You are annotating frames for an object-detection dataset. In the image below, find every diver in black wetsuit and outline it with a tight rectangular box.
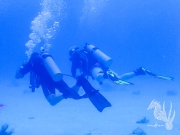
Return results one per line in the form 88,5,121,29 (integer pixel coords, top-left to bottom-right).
69,44,174,86
69,44,133,85
69,46,98,79
15,52,82,106
15,52,111,112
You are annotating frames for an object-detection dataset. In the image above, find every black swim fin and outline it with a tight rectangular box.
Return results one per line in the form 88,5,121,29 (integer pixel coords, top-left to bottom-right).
82,90,112,112
63,88,82,100
76,75,111,112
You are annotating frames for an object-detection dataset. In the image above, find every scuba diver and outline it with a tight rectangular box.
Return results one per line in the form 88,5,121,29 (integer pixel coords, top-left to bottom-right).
15,50,111,112
69,44,174,85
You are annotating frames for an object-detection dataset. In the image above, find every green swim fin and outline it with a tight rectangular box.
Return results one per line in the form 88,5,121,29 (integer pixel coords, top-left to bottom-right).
112,79,134,85
154,75,174,81
135,67,174,81
82,90,112,112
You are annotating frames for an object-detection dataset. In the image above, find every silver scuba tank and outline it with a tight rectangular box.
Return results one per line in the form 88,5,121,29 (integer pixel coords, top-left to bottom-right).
91,66,104,82
41,53,63,82
85,44,113,68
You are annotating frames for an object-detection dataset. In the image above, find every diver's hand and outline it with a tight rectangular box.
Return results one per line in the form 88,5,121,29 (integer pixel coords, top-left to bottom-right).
15,69,23,79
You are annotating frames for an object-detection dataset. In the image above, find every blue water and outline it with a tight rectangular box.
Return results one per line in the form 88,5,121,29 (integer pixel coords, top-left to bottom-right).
0,0,180,79
0,0,180,134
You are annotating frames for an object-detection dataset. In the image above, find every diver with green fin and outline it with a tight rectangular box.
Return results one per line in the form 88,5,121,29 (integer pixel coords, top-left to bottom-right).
69,43,174,85
15,48,111,112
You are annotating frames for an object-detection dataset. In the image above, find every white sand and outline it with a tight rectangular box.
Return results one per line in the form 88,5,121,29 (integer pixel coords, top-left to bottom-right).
0,76,179,135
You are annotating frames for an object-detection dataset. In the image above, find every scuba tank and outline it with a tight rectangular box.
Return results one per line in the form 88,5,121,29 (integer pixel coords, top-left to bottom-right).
91,66,104,83
84,44,113,68
41,52,63,82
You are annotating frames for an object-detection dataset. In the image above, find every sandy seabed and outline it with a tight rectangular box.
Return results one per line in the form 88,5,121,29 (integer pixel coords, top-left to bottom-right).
0,76,179,135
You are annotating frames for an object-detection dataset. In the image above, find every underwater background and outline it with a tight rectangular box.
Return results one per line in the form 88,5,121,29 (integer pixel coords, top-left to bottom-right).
0,0,180,135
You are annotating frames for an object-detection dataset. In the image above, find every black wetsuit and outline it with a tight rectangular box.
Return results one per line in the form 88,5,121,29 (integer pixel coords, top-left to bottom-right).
70,49,98,78
18,53,74,99
17,52,112,112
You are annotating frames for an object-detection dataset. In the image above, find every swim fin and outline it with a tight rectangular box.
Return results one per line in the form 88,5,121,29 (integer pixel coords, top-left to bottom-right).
143,69,174,81
135,67,174,81
154,75,174,81
76,75,111,112
82,90,112,112
113,79,134,85
63,88,82,100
